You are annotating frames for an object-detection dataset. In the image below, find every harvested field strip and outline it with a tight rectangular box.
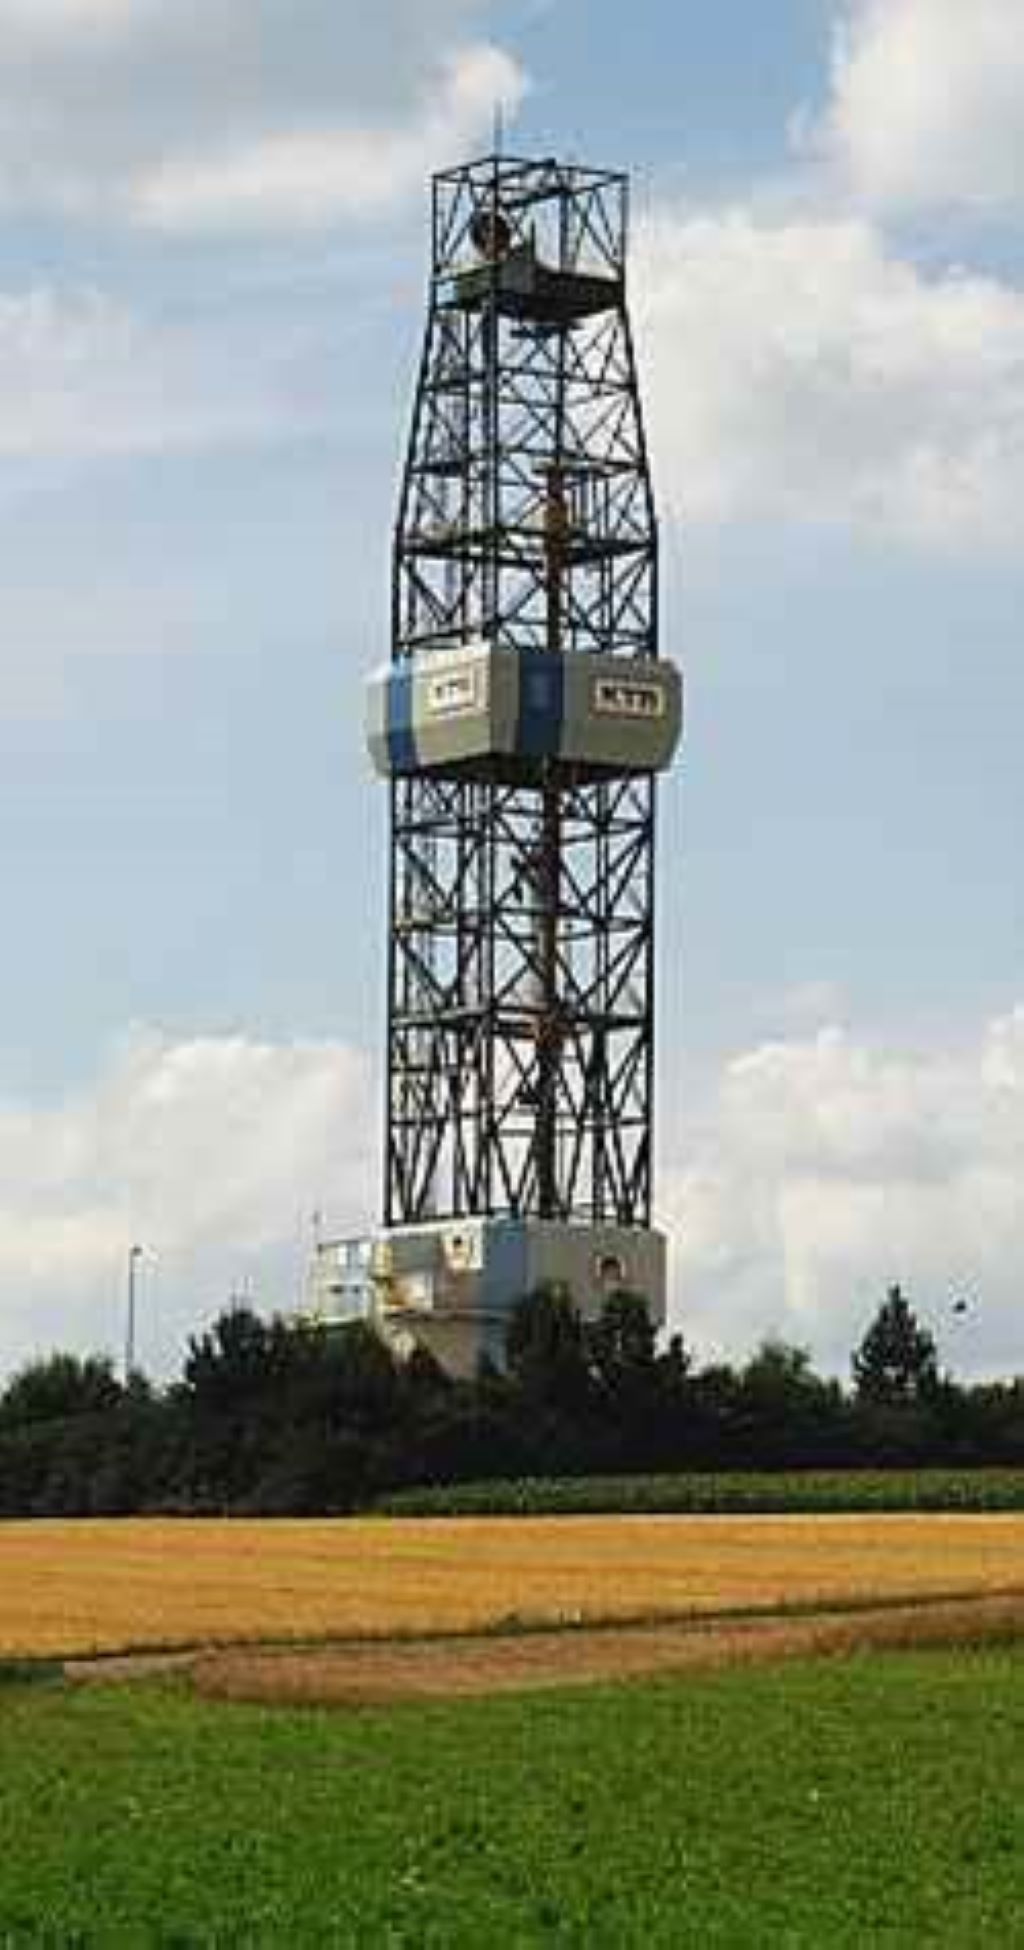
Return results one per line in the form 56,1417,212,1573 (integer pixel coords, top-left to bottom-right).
2,1513,1021,1659
61,1584,1024,1686
186,1592,1024,1706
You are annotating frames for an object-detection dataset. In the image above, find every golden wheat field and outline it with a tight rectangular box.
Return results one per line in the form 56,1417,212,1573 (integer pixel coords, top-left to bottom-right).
2,1514,1022,1659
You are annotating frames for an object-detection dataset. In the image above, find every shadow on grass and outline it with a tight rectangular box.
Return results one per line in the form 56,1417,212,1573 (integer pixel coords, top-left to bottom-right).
0,1659,64,1690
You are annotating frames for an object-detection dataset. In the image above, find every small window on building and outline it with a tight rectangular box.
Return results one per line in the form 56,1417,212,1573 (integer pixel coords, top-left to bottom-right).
596,1252,626,1289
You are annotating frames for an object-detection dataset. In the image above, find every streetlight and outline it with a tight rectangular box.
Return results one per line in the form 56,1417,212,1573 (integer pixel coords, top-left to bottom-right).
125,1244,145,1384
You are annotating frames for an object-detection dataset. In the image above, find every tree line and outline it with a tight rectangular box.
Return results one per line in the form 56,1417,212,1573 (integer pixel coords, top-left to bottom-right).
0,1285,1020,1517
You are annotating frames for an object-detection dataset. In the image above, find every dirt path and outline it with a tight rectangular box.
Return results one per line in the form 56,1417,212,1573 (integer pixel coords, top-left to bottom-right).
64,1590,1024,1706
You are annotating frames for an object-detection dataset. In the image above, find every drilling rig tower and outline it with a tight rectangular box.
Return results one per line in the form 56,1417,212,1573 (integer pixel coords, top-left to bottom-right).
361,151,682,1375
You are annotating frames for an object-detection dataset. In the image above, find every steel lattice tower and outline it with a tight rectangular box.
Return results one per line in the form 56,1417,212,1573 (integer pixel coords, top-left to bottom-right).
365,153,682,1373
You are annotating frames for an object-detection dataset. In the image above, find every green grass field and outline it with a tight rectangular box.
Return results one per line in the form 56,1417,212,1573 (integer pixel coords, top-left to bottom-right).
1,1650,1021,1945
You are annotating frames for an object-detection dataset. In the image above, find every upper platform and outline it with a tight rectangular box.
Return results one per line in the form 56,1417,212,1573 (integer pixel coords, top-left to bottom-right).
447,243,622,326
428,153,629,322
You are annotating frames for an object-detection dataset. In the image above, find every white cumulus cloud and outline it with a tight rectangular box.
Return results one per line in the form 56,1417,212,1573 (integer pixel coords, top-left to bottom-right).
135,44,524,233
0,1030,374,1379
2,1014,1023,1386
636,206,1024,548
0,284,312,459
665,1007,1024,1381
805,0,1024,215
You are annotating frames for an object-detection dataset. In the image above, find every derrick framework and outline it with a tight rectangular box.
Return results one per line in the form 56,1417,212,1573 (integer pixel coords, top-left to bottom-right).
359,152,682,1375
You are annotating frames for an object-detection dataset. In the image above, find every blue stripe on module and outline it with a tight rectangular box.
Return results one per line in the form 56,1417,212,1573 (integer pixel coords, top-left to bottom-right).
516,652,564,759
386,667,418,772
489,1219,531,1310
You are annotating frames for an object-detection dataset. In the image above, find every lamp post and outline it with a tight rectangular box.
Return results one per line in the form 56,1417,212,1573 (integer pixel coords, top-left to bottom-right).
125,1244,144,1384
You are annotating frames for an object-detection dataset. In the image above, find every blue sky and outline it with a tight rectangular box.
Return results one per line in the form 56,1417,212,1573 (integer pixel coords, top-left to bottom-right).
1,0,1022,1381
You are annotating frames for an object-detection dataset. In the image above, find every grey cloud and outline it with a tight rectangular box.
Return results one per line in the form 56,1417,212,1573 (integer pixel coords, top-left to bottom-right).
0,283,313,462
0,0,518,225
